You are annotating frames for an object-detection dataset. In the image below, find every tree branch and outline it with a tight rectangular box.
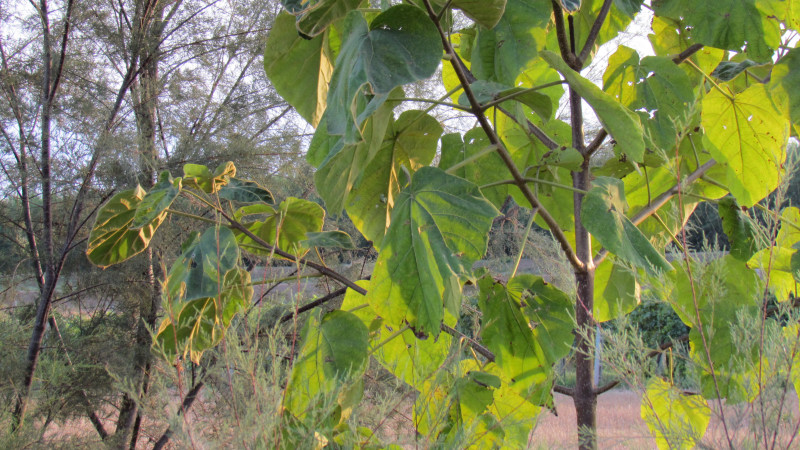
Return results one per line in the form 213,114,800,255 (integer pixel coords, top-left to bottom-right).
550,0,578,68
672,44,704,64
577,0,613,65
554,384,574,396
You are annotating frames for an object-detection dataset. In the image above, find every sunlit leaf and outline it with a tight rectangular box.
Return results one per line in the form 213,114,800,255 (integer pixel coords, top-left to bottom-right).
183,161,235,194
264,12,333,126
234,197,325,257
542,50,646,162
641,377,711,450
581,177,672,274
86,186,165,268
702,83,789,207
367,167,498,337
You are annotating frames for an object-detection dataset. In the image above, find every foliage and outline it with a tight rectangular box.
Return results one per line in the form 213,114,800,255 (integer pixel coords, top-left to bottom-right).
84,0,800,448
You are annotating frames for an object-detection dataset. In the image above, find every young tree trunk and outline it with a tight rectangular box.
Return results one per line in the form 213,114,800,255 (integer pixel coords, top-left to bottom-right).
115,2,165,445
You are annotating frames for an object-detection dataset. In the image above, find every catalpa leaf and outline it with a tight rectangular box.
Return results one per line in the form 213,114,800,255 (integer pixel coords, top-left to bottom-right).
367,167,498,337
702,83,789,207
295,0,361,39
452,0,507,29
183,161,235,194
641,378,711,450
471,0,550,85
165,226,240,302
581,177,672,275
131,171,181,229
301,230,358,249
347,110,443,247
234,197,324,257
264,12,333,126
86,186,166,268
218,178,273,204
542,50,646,162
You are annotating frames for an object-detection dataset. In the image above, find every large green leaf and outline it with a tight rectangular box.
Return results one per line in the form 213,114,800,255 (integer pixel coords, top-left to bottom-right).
156,267,252,363
438,128,510,208
541,50,646,162
165,226,240,302
641,377,711,450
471,0,550,85
347,110,443,247
669,255,761,401
603,46,695,151
323,6,439,141
367,167,498,337
264,12,333,126
572,0,635,55
769,47,800,134
234,197,325,257
284,310,368,418
594,258,640,322
509,275,574,365
702,83,789,207
86,186,165,268
131,171,181,229
655,0,780,63
300,230,357,249
477,276,552,401
581,177,672,274
648,15,726,85
313,90,399,214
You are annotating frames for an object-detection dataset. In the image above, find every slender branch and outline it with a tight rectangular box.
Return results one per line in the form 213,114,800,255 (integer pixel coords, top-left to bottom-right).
481,80,566,110
593,380,619,395
481,177,589,194
585,130,608,157
577,0,613,65
554,384,574,396
278,287,347,324
550,0,578,68
441,323,495,361
496,105,560,150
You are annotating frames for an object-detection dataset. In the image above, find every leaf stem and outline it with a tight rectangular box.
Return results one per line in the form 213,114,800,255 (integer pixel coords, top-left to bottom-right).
481,177,589,194
480,80,566,110
686,59,733,101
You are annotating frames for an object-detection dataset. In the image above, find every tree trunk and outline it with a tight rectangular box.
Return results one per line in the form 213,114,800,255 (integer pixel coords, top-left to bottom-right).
115,2,165,445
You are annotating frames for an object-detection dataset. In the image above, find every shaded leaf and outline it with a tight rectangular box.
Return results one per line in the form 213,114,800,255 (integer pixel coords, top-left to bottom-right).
295,0,362,39
301,230,358,249
183,161,235,194
712,59,758,81
218,178,274,204
165,226,240,302
452,0,507,29
718,196,760,260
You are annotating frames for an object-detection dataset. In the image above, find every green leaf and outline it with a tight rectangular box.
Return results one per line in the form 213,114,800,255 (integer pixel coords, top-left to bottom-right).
301,230,358,249
284,310,369,418
295,0,362,39
509,275,574,365
264,12,333,126
471,0,550,85
347,110,443,247
702,83,789,207
603,47,695,151
86,186,165,268
594,258,640,322
718,197,760,260
156,267,252,363
235,197,325,257
183,161,236,193
367,167,498,337
542,50,646,162
560,0,580,11
165,226,240,302
477,276,552,401
641,378,711,450
131,171,181,229
669,255,761,401
769,47,800,134
581,177,672,275
452,0,507,29
218,178,274,204
438,128,510,208
323,6,439,141
663,0,780,63
711,59,758,81
572,0,635,55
